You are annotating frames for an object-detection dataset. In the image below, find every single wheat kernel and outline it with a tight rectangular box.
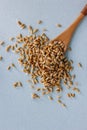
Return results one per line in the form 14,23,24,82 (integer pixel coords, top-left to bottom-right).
36,88,41,91
31,93,40,99
11,63,16,68
33,78,38,84
78,63,82,68
45,91,50,95
72,74,76,80
37,20,42,24
33,29,39,34
48,96,53,100
16,34,22,39
42,91,46,95
9,37,15,41
57,95,62,99
6,45,11,52
18,82,23,87
13,82,18,87
0,56,3,61
58,100,62,104
61,103,66,107
71,93,75,97
41,88,46,91
28,25,33,34
67,93,71,98
56,24,62,27
21,24,26,29
11,46,15,51
0,41,4,45
7,66,11,70
73,87,80,93
56,88,62,92
17,21,22,25
70,60,73,64
14,43,18,48
42,28,47,32
66,85,71,89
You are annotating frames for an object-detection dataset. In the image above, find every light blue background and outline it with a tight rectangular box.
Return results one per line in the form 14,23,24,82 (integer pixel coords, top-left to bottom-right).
0,0,87,130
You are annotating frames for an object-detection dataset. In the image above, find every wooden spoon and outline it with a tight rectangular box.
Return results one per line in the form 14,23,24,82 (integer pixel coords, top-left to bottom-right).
52,4,87,51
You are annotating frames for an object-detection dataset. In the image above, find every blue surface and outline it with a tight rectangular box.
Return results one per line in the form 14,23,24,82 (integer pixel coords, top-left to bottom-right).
0,0,87,130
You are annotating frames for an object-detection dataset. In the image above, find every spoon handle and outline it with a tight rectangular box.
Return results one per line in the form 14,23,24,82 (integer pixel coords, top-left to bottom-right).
81,4,87,16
